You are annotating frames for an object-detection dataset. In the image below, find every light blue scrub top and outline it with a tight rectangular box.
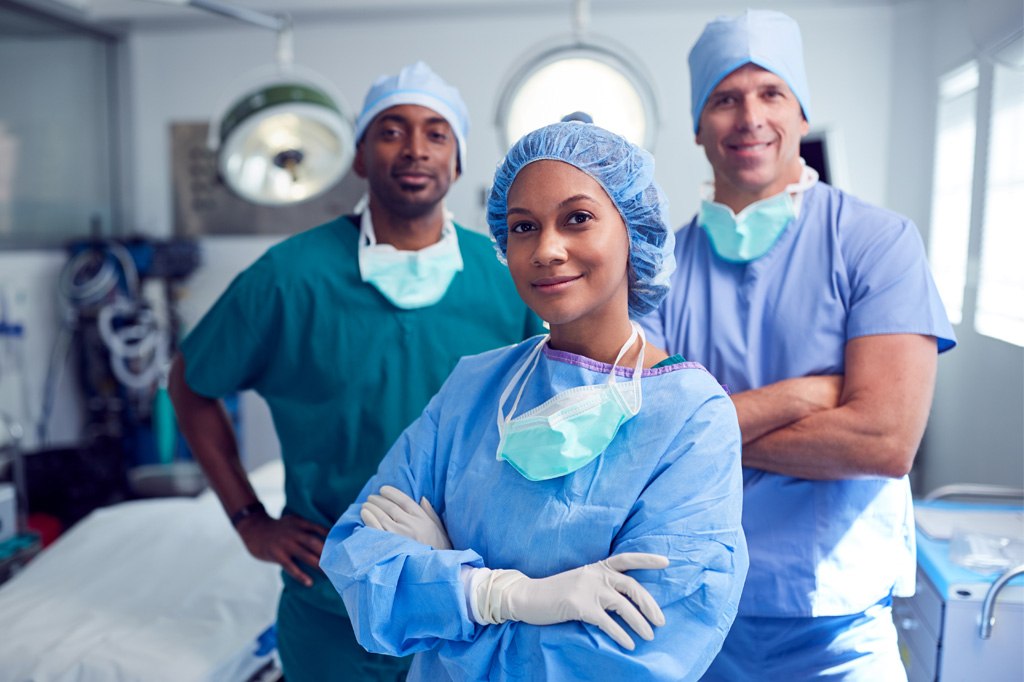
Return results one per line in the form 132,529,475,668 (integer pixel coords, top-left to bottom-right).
640,181,956,618
321,340,748,682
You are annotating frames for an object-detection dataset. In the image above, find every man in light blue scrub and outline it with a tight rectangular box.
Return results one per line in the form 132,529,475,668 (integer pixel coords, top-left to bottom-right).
639,10,956,680
168,62,543,682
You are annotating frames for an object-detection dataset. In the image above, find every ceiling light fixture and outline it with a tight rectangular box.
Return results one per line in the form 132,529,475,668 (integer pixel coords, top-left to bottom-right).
146,0,354,206
495,0,660,151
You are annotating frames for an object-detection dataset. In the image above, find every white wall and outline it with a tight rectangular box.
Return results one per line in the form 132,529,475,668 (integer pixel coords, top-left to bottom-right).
5,0,1020,488
124,1,896,235
888,0,1024,495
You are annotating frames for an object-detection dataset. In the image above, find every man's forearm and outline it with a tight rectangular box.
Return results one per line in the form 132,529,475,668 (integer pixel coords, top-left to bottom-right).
167,354,259,516
732,375,843,445
742,402,912,479
739,334,938,481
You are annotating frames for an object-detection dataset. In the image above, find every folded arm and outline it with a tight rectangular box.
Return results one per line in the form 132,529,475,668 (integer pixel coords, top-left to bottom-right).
362,485,668,650
320,403,488,656
322,377,747,681
737,333,938,479
732,374,843,444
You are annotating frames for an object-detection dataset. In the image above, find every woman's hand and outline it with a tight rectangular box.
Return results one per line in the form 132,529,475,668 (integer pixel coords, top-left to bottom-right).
474,553,670,650
361,485,453,550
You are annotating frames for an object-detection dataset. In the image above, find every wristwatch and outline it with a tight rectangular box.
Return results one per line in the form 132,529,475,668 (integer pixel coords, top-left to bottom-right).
229,501,266,527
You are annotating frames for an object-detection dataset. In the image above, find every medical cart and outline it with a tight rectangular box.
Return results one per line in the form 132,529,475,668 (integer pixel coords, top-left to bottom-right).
895,485,1024,681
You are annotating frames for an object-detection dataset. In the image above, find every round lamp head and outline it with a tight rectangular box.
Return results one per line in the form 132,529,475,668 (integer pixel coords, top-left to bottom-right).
217,83,354,206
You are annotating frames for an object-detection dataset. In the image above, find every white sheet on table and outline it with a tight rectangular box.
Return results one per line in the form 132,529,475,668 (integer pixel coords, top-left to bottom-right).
0,460,285,682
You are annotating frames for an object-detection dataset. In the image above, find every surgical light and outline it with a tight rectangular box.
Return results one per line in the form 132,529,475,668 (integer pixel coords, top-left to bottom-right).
145,0,354,206
214,82,353,205
495,0,659,151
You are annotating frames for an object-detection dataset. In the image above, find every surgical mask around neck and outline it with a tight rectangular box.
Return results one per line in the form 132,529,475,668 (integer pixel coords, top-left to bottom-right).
496,323,645,482
357,203,464,310
699,192,795,263
699,162,819,264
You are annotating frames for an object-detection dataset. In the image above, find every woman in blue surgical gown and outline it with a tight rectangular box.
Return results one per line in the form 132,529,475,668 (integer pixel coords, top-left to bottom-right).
320,120,748,681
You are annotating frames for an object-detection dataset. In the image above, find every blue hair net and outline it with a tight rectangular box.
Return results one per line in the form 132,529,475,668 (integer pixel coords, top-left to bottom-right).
355,61,469,170
487,121,675,318
689,9,812,134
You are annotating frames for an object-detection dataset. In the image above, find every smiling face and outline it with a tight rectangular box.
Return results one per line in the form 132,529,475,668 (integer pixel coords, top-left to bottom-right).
696,64,809,212
354,103,459,220
505,160,631,336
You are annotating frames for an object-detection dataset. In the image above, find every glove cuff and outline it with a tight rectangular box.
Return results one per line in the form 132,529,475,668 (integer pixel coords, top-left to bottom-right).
475,568,528,625
462,567,490,625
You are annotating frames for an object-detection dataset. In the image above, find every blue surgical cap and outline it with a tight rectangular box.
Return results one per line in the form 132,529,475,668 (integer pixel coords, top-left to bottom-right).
487,122,676,318
688,9,812,134
355,61,469,170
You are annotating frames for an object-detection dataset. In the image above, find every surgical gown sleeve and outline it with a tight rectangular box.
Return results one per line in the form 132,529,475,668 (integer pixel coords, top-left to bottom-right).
319,388,484,657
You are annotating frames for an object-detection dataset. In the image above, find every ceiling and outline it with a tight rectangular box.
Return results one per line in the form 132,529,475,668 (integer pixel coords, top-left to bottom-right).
8,0,558,24
6,0,906,30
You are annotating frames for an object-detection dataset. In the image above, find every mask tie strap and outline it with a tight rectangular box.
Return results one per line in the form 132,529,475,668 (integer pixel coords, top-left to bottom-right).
626,324,646,413
606,323,641,386
497,335,549,430
604,323,644,413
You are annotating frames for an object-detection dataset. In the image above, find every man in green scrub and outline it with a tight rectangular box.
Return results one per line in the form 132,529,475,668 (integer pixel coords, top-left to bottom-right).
168,61,543,682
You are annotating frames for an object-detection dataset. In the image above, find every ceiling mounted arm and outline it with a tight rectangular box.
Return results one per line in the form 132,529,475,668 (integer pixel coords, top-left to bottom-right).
181,0,287,32
140,0,353,206
572,0,590,41
144,0,293,68
188,0,293,69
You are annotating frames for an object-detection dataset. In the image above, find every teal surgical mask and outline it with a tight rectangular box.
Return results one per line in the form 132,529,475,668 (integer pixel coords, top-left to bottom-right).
357,205,463,309
496,324,645,482
699,191,795,263
699,163,819,264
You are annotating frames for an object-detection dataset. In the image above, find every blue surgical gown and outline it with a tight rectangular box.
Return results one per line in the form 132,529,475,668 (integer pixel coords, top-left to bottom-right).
640,181,956,618
320,341,748,681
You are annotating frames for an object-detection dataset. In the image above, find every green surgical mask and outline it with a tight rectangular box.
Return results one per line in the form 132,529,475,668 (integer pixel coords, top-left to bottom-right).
699,190,796,264
496,324,644,482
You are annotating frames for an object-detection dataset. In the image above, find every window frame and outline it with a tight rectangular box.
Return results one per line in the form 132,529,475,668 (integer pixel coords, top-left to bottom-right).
0,1,124,250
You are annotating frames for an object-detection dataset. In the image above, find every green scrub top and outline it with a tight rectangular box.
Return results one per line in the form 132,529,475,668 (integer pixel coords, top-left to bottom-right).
181,214,543,612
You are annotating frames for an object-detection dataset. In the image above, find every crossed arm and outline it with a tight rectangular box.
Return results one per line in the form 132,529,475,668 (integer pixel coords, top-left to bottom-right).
732,333,938,480
321,385,746,679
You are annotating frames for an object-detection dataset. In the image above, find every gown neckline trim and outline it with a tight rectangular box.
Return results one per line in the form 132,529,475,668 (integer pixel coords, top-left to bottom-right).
541,345,708,378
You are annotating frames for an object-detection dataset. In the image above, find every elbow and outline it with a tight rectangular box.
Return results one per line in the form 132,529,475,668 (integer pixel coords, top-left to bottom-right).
872,435,919,479
880,456,913,479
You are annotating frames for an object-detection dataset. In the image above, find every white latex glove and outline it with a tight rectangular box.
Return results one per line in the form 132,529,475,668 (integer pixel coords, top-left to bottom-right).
360,485,452,550
474,553,669,650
